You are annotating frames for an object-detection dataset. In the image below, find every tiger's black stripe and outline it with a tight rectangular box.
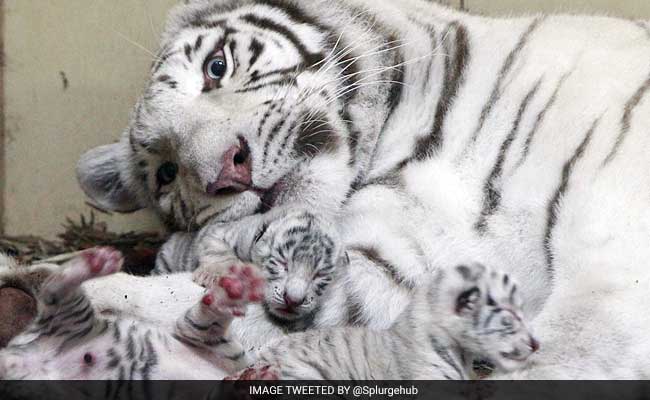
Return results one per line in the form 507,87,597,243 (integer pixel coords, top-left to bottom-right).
245,65,302,86
544,118,600,276
348,247,414,290
467,18,543,146
413,22,470,159
184,43,192,63
234,77,295,94
602,73,650,165
515,71,572,169
601,22,650,165
262,112,290,165
380,37,406,130
194,34,204,52
475,78,543,233
248,38,265,70
256,0,332,34
239,14,324,66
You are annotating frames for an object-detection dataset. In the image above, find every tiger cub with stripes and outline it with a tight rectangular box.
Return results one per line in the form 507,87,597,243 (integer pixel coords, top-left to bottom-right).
0,249,536,380
229,263,538,380
37,0,650,379
0,248,263,380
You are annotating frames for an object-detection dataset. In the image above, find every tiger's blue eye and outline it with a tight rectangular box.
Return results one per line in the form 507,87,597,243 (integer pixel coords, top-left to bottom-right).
204,51,227,80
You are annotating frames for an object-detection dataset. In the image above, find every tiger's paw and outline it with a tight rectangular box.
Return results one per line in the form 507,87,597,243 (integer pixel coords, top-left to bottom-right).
80,247,124,277
192,261,230,288
41,247,123,306
225,364,280,381
193,259,252,289
202,264,265,318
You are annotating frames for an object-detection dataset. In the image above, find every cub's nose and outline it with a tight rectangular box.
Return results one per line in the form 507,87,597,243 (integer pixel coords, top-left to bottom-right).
206,138,252,195
283,292,305,308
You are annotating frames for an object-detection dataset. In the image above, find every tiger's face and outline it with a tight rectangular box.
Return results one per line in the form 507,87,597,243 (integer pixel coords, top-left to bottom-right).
252,211,340,323
77,1,350,229
438,264,539,373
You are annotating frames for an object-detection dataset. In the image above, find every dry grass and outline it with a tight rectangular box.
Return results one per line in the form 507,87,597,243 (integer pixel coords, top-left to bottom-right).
0,212,164,275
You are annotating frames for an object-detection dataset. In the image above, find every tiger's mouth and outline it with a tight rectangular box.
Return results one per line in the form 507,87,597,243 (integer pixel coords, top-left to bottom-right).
499,350,531,362
263,301,304,323
252,179,287,213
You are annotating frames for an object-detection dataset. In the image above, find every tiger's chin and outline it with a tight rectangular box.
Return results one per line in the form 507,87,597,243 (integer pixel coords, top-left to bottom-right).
491,349,536,372
263,301,318,329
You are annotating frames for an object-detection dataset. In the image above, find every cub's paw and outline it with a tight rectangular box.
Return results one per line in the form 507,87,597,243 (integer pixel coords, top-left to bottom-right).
80,247,124,277
192,260,242,288
202,264,265,318
225,364,280,381
41,247,123,305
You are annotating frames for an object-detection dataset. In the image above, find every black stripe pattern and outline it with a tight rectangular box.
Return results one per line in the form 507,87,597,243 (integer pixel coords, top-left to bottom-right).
475,78,543,233
544,118,600,276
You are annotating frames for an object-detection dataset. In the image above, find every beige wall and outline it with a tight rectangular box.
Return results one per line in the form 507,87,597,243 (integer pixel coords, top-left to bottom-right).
465,1,650,18
2,0,649,238
3,0,176,237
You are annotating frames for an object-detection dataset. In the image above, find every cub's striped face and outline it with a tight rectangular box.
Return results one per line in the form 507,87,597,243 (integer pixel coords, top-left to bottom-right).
252,212,339,322
77,1,348,228
441,264,539,372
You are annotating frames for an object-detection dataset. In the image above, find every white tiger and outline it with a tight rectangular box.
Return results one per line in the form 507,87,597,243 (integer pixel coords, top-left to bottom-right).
228,262,538,380
0,248,261,380
3,0,650,379
0,250,535,381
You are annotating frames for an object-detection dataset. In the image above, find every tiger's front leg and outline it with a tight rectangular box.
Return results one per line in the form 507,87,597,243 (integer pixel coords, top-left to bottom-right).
174,263,266,373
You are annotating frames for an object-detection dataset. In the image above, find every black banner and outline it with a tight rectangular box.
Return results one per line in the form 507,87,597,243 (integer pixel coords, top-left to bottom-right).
1,381,649,400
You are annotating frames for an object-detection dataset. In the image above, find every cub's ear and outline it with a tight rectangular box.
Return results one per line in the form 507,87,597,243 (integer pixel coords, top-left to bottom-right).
76,142,144,213
455,286,481,315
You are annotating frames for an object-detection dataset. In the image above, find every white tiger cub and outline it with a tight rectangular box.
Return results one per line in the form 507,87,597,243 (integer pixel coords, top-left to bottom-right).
0,249,536,380
229,263,538,380
11,0,650,379
0,248,264,380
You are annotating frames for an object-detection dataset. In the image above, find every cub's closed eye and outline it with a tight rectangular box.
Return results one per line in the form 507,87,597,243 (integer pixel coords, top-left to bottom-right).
204,49,227,81
157,162,178,186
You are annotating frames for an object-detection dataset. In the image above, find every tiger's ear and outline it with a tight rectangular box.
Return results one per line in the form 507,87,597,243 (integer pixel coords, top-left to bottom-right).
76,142,144,213
452,264,487,315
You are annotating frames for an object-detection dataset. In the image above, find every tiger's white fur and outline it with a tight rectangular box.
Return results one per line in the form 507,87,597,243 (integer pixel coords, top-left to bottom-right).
231,263,537,380
0,249,262,380
44,0,650,379
0,252,535,380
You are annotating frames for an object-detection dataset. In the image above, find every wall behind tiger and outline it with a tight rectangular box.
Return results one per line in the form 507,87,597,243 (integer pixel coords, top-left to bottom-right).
1,0,650,238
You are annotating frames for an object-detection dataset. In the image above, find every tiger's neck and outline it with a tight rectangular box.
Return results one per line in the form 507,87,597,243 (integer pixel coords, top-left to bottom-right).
389,286,471,379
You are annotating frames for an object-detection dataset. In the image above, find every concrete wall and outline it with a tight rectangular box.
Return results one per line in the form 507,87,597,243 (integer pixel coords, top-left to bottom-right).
2,0,650,238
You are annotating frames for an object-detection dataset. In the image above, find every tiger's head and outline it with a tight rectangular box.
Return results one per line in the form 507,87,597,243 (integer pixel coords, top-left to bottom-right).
77,0,365,229
432,263,539,373
251,211,341,323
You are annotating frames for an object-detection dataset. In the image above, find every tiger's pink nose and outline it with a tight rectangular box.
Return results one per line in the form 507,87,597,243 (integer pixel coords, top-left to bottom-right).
283,292,305,308
206,139,252,195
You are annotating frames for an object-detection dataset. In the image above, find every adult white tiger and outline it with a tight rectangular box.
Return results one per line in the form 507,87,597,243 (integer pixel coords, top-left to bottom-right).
5,0,649,379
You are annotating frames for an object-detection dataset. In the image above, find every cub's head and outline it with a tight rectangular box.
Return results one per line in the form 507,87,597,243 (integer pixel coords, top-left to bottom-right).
77,0,354,229
252,211,341,323
434,264,539,373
